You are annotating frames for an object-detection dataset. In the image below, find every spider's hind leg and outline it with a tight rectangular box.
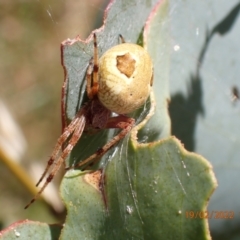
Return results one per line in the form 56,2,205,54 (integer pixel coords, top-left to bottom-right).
66,115,135,171
35,113,83,187
24,113,87,209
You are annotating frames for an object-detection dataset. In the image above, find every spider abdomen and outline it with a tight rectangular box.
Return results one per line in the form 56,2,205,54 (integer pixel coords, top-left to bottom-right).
98,43,153,114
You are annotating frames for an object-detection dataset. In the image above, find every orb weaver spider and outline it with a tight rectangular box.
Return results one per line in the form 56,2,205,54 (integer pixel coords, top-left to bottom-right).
25,33,153,209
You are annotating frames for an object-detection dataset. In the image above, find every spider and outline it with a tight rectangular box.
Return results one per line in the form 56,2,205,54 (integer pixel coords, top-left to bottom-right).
25,33,153,209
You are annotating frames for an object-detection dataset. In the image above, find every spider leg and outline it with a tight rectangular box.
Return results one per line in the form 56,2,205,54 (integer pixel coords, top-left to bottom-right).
92,33,99,97
86,58,94,99
119,34,126,43
87,33,99,99
65,116,135,170
35,107,87,187
24,114,87,209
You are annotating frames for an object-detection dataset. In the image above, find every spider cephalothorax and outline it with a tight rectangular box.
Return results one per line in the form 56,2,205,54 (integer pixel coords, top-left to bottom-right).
25,33,153,209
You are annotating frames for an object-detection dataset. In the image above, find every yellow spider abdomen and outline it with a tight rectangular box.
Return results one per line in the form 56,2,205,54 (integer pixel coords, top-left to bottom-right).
98,43,153,114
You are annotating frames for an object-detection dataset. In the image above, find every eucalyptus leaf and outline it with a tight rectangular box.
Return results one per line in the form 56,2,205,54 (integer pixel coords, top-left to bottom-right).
0,220,61,240
60,0,217,239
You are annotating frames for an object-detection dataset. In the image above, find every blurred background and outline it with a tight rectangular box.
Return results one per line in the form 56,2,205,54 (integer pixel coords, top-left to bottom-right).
0,0,109,228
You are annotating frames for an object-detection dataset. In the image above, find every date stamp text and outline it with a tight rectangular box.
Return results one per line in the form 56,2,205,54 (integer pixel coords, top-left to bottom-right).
185,211,234,219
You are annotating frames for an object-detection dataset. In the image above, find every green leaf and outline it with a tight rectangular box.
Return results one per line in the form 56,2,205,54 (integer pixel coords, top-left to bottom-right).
0,1,218,239
0,220,61,240
60,0,217,239
142,0,171,140
61,136,217,239
168,1,240,236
